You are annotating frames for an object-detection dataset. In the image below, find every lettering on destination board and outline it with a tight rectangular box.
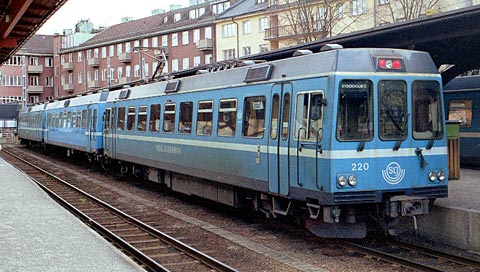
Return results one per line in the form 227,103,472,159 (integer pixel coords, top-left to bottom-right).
341,83,368,89
156,144,181,154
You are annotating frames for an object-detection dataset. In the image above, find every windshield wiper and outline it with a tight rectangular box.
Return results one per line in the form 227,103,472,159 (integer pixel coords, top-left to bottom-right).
426,131,438,150
393,113,409,151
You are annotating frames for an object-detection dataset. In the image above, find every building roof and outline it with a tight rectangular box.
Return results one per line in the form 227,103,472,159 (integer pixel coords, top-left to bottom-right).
76,2,217,50
17,34,54,55
217,0,268,19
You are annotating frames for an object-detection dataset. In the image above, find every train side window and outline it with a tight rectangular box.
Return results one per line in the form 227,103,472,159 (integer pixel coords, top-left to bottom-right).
379,80,407,141
337,80,373,141
412,81,443,140
163,104,176,133
282,93,290,140
270,95,279,139
104,108,111,130
93,109,97,130
448,100,472,127
82,110,87,129
218,99,237,137
58,112,63,128
127,106,136,131
72,111,77,128
138,106,148,132
197,100,213,136
62,111,67,128
117,107,126,131
294,92,324,141
149,104,161,132
179,102,193,134
77,111,82,128
243,96,266,138
67,111,72,128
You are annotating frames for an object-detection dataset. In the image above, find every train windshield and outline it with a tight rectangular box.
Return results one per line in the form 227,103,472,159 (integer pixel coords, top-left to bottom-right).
412,81,443,140
378,80,408,141
336,80,373,141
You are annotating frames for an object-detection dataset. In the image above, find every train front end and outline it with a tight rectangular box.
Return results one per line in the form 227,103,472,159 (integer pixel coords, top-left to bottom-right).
309,49,448,237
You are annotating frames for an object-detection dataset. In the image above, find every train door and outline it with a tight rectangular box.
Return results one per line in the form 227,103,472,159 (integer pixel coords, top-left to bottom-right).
103,107,113,157
268,83,292,196
87,105,96,152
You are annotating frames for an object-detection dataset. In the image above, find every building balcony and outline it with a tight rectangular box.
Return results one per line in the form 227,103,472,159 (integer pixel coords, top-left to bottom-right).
118,52,131,63
88,57,99,67
196,38,213,51
88,80,100,89
27,65,43,74
118,77,131,85
63,83,74,92
264,24,326,41
27,85,43,94
62,62,74,71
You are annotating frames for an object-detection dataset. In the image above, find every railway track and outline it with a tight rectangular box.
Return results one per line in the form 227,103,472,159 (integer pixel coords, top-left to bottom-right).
342,238,480,272
1,148,237,272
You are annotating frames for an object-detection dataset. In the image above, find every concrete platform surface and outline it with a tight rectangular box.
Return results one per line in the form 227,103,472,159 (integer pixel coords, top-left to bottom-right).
418,168,480,253
0,156,144,271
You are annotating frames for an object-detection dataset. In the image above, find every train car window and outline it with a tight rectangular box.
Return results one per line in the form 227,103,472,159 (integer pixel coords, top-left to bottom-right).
412,81,443,140
379,80,407,141
105,108,111,130
197,101,213,136
448,100,472,127
218,99,237,137
117,107,126,131
138,106,148,132
179,102,193,134
282,93,290,140
82,110,87,129
67,111,73,128
77,111,82,128
243,96,266,138
72,111,77,128
294,92,324,141
270,95,280,140
337,80,373,141
93,109,97,130
127,107,136,131
57,112,61,128
149,104,161,132
163,104,176,133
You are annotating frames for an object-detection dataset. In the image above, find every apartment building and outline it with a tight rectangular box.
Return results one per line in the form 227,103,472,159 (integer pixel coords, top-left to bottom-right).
0,35,54,104
54,1,241,98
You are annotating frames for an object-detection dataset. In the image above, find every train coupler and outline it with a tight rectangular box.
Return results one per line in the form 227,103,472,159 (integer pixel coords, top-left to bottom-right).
387,195,429,218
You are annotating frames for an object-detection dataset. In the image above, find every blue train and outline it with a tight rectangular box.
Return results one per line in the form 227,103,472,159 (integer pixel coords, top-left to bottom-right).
18,46,448,238
443,74,480,166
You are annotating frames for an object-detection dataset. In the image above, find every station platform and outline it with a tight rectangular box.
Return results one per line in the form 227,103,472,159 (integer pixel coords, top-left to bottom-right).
0,156,144,271
417,168,480,253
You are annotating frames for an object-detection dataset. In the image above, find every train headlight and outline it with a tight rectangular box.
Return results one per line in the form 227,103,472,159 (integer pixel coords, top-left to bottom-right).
428,171,437,182
437,171,446,182
348,175,358,186
337,175,347,187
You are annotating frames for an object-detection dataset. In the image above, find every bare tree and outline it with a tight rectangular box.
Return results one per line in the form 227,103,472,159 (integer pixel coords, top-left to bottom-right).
378,0,440,24
269,0,365,45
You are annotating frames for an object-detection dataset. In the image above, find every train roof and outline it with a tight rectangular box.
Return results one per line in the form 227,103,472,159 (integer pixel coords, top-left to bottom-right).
103,47,438,102
444,75,480,92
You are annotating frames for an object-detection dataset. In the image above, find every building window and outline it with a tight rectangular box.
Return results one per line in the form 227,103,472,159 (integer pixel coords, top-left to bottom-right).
193,56,201,67
162,35,168,46
379,0,389,4
152,37,158,47
182,58,189,70
222,49,236,60
29,57,38,65
205,54,212,64
125,42,131,53
259,44,269,53
174,13,181,22
212,1,230,14
352,0,366,15
143,39,149,48
134,40,140,48
193,29,200,44
182,31,189,45
172,33,178,46
259,17,269,32
223,23,236,38
78,52,82,62
134,65,140,77
205,27,212,39
243,21,251,35
172,59,179,72
243,46,251,56
29,76,39,86
117,67,123,79
126,66,131,77
117,44,123,54
77,72,83,84
45,57,53,67
102,47,107,58
45,77,54,87
189,7,205,19
109,45,115,57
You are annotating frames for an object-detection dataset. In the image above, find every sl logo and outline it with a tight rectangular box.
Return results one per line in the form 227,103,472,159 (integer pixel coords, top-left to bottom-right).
382,162,405,185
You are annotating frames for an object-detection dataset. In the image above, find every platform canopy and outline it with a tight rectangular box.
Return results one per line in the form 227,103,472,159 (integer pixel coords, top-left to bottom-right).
0,0,67,64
